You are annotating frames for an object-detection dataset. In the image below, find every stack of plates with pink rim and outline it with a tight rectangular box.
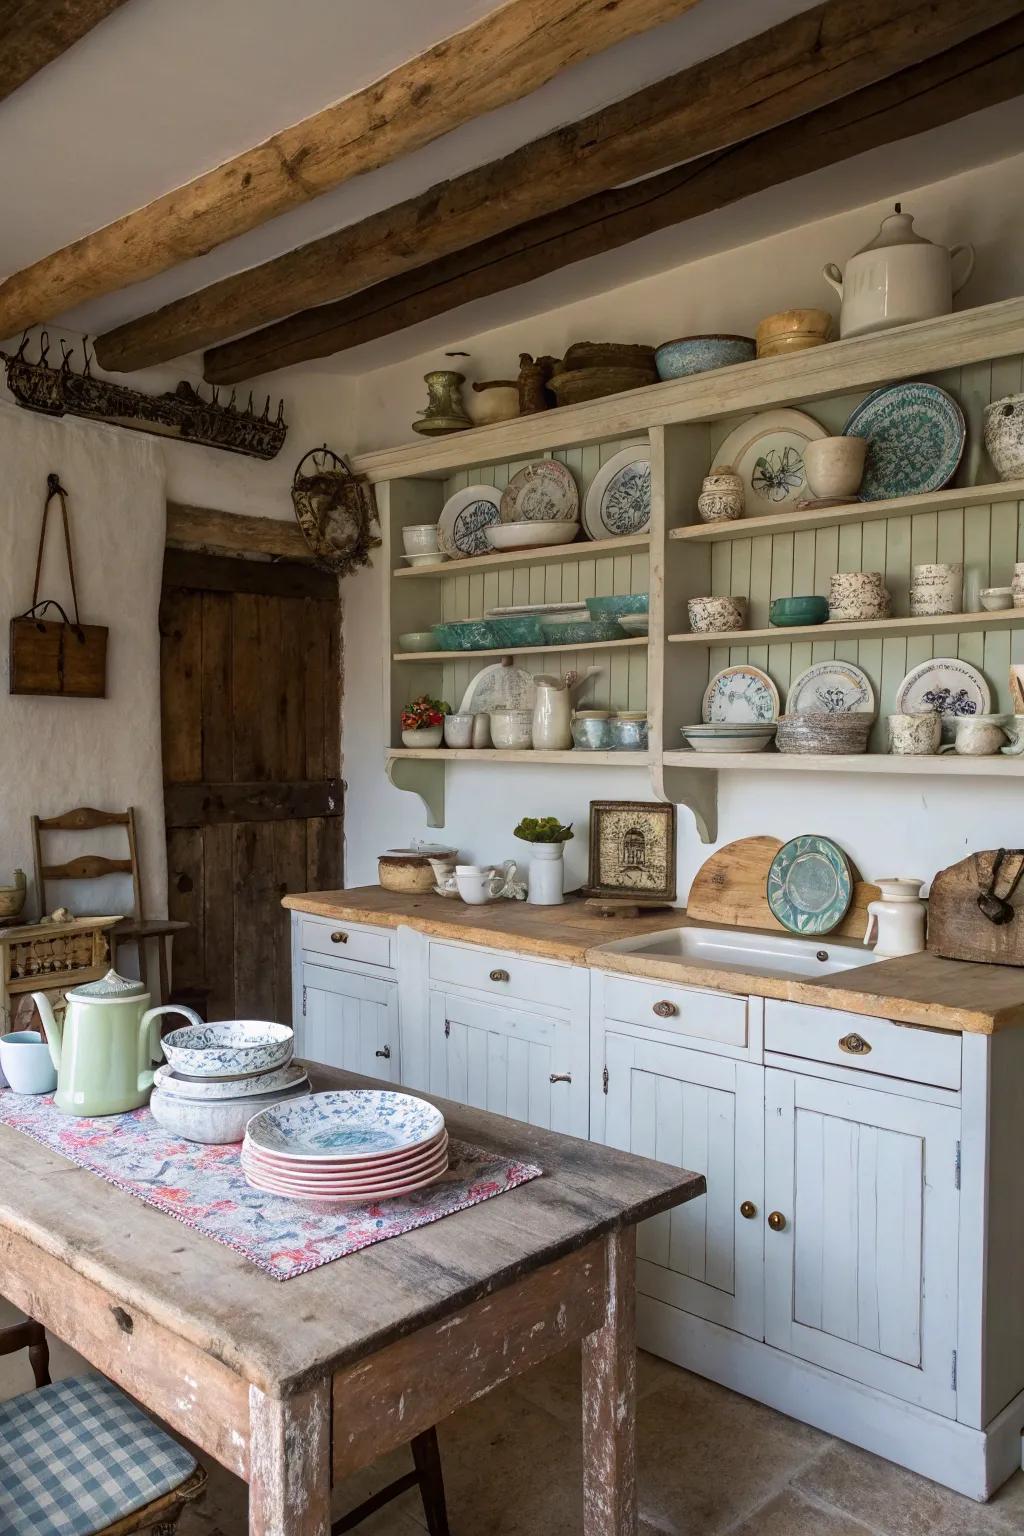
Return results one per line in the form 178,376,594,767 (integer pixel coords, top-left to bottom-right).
241,1089,448,1204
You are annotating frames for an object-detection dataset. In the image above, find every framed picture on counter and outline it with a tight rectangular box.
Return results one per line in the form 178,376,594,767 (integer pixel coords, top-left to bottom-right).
586,801,676,903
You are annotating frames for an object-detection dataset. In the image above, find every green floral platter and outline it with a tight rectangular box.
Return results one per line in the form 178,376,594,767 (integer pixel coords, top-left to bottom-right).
766,835,853,935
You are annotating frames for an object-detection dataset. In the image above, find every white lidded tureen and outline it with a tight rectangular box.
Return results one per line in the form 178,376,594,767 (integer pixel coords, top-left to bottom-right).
823,204,974,338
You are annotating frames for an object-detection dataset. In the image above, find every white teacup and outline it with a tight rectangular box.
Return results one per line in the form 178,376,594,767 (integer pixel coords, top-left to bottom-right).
939,714,1024,757
454,861,518,904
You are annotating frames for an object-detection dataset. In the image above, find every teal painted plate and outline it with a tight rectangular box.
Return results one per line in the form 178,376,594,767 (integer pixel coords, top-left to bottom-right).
766,835,853,936
843,382,965,500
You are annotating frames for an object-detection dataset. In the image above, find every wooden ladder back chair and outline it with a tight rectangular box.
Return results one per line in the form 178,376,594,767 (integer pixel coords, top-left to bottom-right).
31,807,186,1000
0,1318,206,1534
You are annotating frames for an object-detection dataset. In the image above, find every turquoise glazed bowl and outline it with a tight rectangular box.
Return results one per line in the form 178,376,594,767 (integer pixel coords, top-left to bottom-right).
769,595,829,627
540,618,625,645
488,615,546,648
655,334,756,380
430,620,499,651
584,593,649,620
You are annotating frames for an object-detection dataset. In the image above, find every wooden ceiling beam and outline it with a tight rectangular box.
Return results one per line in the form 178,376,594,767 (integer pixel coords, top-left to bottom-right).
93,0,1024,373
0,0,701,338
0,0,130,103
203,17,1024,383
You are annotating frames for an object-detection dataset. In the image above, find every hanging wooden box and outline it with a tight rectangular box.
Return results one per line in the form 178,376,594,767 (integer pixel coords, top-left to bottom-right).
9,613,108,697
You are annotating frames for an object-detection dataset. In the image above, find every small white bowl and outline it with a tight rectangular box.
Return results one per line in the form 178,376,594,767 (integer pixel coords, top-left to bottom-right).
402,523,440,556
162,1021,294,1079
981,587,1014,611
401,551,449,568
485,522,577,553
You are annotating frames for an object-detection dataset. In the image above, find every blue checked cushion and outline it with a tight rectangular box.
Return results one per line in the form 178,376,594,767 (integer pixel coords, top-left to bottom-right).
0,1371,197,1536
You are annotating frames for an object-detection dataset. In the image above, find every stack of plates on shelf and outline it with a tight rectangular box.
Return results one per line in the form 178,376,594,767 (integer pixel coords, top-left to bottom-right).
775,712,873,755
680,723,776,754
491,461,580,552
241,1089,449,1204
151,1022,308,1144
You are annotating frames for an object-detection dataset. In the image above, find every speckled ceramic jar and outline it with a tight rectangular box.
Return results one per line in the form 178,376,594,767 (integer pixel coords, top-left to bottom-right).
697,466,744,523
887,712,941,755
828,571,891,621
443,713,474,748
984,394,1024,481
687,595,748,633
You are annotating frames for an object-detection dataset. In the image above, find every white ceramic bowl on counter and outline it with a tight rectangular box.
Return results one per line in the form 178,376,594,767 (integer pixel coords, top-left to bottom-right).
161,1021,294,1079
150,1080,311,1144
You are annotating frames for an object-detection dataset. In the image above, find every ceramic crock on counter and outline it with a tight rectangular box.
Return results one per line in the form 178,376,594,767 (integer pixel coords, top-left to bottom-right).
32,970,202,1117
823,204,974,338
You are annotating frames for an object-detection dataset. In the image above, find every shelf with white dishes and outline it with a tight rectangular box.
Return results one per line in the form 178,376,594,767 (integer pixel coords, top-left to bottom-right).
393,636,646,663
662,749,1024,776
364,296,1024,839
669,478,1024,543
386,748,650,765
668,609,1021,647
394,531,649,577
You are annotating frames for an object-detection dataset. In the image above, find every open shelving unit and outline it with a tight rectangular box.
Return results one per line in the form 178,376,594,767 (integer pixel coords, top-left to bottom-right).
355,295,1024,840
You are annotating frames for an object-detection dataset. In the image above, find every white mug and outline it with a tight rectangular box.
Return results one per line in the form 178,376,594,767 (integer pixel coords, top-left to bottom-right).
939,714,1024,757
454,861,517,904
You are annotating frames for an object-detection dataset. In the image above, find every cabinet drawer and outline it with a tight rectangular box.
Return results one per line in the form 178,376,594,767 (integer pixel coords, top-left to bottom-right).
602,974,748,1048
764,1002,961,1091
300,916,393,970
427,941,585,1012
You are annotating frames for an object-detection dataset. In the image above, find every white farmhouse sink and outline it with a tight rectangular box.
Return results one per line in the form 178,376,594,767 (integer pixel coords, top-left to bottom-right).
598,925,882,981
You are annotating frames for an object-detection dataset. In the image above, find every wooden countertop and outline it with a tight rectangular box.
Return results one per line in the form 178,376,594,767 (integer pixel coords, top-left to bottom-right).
284,888,1024,1035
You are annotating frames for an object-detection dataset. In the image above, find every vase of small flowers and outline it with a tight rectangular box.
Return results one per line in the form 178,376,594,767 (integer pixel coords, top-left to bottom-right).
513,817,573,906
401,695,450,748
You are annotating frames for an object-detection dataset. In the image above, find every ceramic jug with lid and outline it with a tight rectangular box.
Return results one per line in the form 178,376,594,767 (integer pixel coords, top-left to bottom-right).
32,969,202,1116
823,204,974,338
864,879,927,959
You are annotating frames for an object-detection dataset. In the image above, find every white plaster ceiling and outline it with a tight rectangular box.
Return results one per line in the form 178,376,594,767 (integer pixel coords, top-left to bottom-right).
0,0,1018,372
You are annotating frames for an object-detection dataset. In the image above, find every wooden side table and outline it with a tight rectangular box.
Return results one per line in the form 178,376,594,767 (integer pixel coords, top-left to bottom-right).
0,916,121,1031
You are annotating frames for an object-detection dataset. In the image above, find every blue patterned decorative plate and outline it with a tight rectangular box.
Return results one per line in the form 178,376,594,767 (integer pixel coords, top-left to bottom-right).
842,383,965,500
246,1090,445,1162
437,485,502,558
583,445,651,539
702,665,780,723
767,836,854,936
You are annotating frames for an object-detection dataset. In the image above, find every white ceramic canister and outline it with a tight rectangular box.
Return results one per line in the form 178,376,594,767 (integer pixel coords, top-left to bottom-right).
443,712,474,748
823,204,974,338
489,709,533,750
864,878,927,958
803,436,866,499
527,843,564,906
887,713,941,756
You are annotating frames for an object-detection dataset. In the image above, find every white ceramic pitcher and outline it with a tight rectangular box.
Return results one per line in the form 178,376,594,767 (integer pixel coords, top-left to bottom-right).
532,669,600,750
864,879,927,959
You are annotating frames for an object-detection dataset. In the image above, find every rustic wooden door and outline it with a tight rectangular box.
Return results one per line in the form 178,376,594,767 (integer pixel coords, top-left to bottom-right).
160,548,342,1022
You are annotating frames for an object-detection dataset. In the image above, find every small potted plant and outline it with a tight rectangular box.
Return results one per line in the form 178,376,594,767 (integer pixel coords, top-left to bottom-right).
513,816,573,906
401,695,450,749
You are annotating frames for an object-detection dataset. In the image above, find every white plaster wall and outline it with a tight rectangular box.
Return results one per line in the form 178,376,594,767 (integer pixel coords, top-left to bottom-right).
0,403,167,921
342,151,1024,896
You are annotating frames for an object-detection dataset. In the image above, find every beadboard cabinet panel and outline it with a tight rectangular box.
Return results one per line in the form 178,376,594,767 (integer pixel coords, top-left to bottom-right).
297,962,399,1081
600,1031,763,1339
765,1069,960,1417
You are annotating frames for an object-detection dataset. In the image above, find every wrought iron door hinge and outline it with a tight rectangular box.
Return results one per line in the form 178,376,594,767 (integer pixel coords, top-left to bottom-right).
602,1064,609,1095
951,1350,958,1391
444,1019,451,1038
954,1140,961,1190
301,985,307,1017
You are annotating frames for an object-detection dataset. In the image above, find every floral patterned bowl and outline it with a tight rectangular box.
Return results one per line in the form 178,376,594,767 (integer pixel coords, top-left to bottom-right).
162,1021,294,1079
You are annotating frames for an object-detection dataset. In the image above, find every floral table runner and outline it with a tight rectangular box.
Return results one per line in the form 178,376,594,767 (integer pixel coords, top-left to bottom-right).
0,1092,541,1280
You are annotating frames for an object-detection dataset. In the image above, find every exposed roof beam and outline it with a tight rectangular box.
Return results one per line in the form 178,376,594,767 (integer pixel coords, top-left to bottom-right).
203,17,1024,383
0,0,130,103
0,0,701,338
93,0,1024,373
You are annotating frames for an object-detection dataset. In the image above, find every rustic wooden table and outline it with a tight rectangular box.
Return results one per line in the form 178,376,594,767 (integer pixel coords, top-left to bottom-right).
0,1066,704,1535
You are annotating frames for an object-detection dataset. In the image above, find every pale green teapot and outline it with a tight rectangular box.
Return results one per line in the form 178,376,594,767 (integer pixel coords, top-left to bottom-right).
33,969,202,1117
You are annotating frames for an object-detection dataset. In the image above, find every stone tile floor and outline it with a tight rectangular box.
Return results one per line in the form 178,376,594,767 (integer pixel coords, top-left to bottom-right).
1,1300,1022,1535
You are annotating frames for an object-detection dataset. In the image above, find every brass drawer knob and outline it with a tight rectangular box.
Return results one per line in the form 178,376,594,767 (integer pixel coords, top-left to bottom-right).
331,931,348,944
767,1211,787,1233
549,1072,572,1084
739,1200,758,1220
838,1032,871,1055
653,999,679,1018
489,968,510,983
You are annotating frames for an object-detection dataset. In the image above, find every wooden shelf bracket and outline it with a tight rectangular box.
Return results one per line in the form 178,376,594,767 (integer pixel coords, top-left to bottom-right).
385,756,446,828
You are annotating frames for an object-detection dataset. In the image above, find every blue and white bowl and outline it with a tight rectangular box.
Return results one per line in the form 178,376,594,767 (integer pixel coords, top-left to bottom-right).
245,1089,445,1162
655,335,756,380
161,1021,293,1079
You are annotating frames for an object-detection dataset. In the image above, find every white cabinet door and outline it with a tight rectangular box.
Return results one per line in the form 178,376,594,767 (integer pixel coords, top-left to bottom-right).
429,991,588,1136
298,962,399,1081
600,1032,764,1339
765,1069,960,1417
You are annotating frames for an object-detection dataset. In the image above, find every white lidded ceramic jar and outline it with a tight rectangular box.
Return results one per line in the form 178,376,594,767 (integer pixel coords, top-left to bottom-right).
823,204,974,339
527,843,564,906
